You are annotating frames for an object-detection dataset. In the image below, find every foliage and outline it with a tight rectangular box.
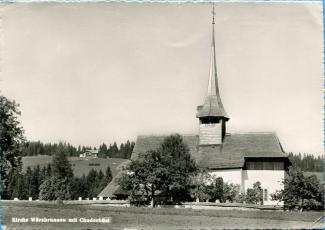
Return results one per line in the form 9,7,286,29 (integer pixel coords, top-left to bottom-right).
118,134,197,207
39,147,73,200
223,183,241,203
190,171,241,203
70,166,112,200
22,141,78,157
105,166,113,184
6,168,27,200
52,144,73,179
270,167,324,211
7,160,112,200
288,152,323,172
207,177,224,202
0,95,25,199
245,181,263,204
189,169,213,202
22,140,135,159
39,176,72,200
235,193,246,203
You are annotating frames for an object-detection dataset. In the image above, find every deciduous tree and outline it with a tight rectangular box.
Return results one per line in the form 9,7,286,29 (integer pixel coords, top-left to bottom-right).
0,95,25,198
271,167,324,211
118,134,197,207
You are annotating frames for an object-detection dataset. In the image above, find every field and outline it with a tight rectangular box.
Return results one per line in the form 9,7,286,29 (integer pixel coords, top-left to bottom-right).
2,201,323,229
304,171,324,183
22,155,128,177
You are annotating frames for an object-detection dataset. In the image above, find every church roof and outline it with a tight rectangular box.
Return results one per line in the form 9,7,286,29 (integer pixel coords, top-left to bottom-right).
98,132,289,198
98,160,130,198
131,132,288,169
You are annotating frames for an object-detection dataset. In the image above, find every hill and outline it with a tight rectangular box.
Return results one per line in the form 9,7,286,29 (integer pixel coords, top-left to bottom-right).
22,155,128,177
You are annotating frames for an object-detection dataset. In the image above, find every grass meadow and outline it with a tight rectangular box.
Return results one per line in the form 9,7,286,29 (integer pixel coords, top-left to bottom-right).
2,201,323,229
22,155,128,177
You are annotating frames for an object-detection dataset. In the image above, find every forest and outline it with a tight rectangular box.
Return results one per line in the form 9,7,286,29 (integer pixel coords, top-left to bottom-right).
21,140,135,159
7,163,113,200
287,152,323,172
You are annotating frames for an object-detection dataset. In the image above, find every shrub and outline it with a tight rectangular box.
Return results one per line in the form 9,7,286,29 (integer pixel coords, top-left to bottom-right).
245,181,263,204
271,167,324,211
223,183,240,203
235,193,246,203
39,176,72,200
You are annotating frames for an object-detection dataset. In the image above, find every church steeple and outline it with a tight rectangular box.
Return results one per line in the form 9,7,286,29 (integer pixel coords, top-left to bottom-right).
197,5,229,145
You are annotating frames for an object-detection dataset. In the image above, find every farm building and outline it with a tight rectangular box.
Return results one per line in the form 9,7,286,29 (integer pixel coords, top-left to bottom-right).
99,9,291,205
79,149,98,158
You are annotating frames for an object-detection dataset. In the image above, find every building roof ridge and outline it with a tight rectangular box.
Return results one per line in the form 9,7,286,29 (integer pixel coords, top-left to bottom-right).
227,131,277,135
137,133,198,138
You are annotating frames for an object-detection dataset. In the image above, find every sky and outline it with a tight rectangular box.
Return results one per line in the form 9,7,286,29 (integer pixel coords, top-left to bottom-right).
0,2,323,155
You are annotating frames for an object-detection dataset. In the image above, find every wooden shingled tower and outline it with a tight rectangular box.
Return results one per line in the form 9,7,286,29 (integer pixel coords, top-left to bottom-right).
196,5,229,145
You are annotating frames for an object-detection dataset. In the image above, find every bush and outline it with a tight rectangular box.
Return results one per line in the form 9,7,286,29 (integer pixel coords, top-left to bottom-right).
235,193,246,203
245,181,263,204
271,167,324,211
189,172,241,203
223,183,240,203
39,176,72,200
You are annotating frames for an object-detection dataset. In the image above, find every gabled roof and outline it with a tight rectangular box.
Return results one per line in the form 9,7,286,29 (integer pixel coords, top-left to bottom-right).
131,132,288,170
99,132,289,198
98,160,130,198
131,134,198,160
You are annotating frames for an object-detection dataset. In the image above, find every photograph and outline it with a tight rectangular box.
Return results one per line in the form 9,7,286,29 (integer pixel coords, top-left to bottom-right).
0,1,324,229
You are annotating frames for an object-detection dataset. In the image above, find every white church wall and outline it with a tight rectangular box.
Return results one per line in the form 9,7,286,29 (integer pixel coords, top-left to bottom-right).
209,169,242,187
243,170,285,205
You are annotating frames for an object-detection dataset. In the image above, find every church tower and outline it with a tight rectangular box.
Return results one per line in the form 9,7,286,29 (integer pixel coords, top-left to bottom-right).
196,5,229,145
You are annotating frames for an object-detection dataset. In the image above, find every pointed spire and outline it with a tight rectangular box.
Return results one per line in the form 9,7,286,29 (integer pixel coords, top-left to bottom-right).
196,4,229,120
207,3,218,96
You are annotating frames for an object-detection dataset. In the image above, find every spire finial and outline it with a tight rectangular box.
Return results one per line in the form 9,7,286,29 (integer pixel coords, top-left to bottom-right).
212,3,215,25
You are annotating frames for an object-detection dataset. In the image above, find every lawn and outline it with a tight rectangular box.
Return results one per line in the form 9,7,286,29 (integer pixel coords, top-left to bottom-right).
2,201,323,229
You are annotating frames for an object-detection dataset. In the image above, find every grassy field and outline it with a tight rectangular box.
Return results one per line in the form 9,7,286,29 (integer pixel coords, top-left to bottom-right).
2,201,323,229
304,171,323,183
22,155,128,177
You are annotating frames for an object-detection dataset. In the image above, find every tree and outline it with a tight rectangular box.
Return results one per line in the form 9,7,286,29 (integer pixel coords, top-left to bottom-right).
39,145,73,200
118,134,197,207
159,134,197,204
25,166,33,198
6,168,27,200
52,143,73,179
223,183,240,203
245,181,263,205
98,143,108,158
271,167,324,211
105,166,113,184
46,164,52,178
86,169,99,198
0,95,25,199
208,177,224,202
71,175,88,200
39,176,72,200
189,169,212,202
30,165,41,199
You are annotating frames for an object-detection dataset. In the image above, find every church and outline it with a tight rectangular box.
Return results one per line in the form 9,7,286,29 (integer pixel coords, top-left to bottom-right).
99,8,291,205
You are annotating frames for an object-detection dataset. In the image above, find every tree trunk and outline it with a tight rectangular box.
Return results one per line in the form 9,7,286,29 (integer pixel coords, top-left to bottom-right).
151,185,155,208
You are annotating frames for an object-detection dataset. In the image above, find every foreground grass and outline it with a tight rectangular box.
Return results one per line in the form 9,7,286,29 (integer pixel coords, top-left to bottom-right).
2,201,323,229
